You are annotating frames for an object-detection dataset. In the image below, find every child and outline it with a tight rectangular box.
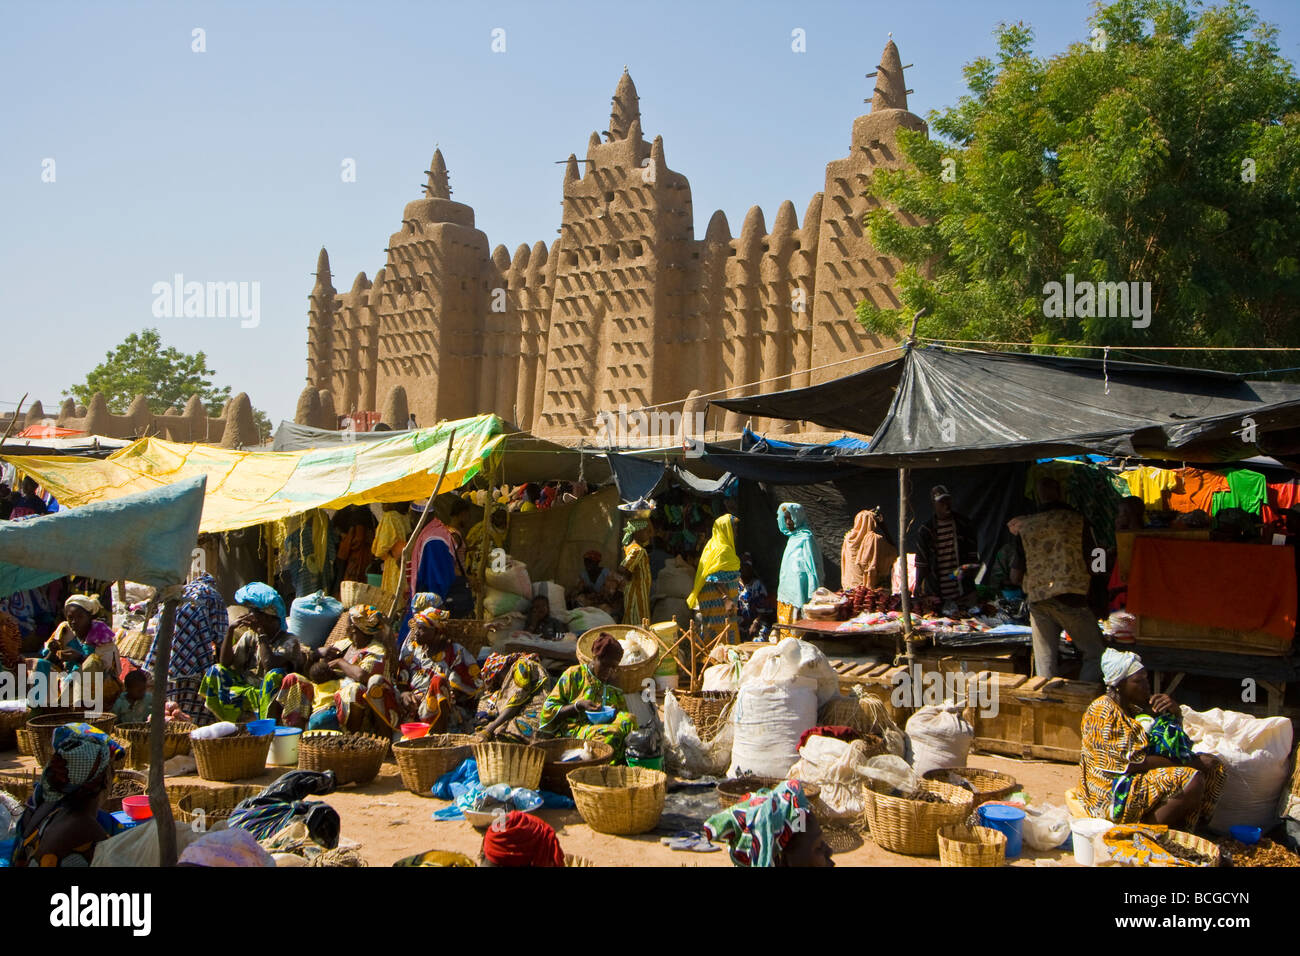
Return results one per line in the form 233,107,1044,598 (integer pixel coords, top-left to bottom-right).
111,670,154,723
307,657,343,730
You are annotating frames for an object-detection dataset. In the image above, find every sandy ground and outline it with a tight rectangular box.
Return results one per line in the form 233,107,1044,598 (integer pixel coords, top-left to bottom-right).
0,747,1081,867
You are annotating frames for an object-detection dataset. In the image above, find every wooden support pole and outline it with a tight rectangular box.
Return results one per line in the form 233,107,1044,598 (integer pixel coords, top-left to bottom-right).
148,594,181,867
387,428,457,621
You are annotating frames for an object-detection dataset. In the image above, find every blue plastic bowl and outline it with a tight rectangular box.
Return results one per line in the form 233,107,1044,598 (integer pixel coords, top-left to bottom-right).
585,706,616,725
246,718,275,736
1230,825,1262,845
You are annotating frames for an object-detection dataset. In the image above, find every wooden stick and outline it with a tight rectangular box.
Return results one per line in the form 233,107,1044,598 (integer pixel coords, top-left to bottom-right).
386,428,457,620
0,393,29,449
148,594,181,867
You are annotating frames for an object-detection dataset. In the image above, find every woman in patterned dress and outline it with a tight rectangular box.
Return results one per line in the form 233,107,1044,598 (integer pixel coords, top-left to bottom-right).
474,651,551,741
537,633,636,761
687,514,742,645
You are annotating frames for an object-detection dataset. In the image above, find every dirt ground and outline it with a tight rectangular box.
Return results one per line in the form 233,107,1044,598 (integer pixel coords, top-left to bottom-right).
0,747,1082,867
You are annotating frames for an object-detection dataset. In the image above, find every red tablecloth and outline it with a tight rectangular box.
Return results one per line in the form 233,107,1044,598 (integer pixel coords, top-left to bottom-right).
1128,538,1297,641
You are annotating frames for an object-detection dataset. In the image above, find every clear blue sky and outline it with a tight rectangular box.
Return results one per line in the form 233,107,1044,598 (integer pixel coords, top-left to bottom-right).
3,0,1297,424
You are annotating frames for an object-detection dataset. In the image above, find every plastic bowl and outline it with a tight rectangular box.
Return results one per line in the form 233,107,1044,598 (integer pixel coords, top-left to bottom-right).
122,795,153,821
246,719,275,736
1230,825,1262,845
401,722,431,740
585,706,616,725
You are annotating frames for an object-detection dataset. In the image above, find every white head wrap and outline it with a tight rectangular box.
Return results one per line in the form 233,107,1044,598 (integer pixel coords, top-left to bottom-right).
64,594,103,616
1101,648,1144,687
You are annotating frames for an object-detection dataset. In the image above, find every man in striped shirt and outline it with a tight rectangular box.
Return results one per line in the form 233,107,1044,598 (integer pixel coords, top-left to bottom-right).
916,485,981,604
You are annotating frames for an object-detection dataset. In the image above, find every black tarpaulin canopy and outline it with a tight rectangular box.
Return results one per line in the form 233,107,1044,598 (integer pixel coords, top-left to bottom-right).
712,346,1300,467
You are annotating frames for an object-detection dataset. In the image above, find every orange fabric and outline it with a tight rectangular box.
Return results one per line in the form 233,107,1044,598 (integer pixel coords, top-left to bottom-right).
1128,537,1297,642
1165,468,1229,514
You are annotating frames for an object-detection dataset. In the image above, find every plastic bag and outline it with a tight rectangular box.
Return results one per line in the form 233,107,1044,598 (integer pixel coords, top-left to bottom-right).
737,637,839,705
485,557,532,599
1181,705,1293,834
664,690,733,778
859,754,920,793
90,819,214,868
431,758,479,799
788,736,876,820
905,704,973,775
484,587,531,618
1022,803,1071,851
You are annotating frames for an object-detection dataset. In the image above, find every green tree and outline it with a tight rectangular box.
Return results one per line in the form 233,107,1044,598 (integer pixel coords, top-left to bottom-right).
857,0,1300,369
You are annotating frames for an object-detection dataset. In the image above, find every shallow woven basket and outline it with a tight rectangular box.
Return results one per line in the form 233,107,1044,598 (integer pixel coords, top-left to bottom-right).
116,629,154,662
0,767,40,802
717,776,822,809
393,734,475,795
27,712,118,766
938,824,1007,867
568,765,667,835
340,581,387,610
113,721,195,769
16,728,34,757
175,784,264,823
861,779,975,857
104,769,148,814
298,731,388,786
672,690,735,739
0,707,29,750
473,741,545,790
531,738,615,796
190,727,273,782
923,767,1018,805
1162,829,1222,867
577,625,661,694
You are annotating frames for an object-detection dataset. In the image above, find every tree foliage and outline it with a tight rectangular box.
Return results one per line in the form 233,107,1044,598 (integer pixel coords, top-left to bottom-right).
857,0,1300,368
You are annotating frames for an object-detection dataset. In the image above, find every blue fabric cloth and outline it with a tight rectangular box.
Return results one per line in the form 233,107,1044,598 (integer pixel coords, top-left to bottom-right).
431,757,480,799
233,582,287,630
776,502,823,607
415,540,455,599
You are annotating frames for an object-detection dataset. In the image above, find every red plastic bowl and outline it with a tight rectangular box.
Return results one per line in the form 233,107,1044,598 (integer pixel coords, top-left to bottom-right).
400,722,431,740
122,795,153,821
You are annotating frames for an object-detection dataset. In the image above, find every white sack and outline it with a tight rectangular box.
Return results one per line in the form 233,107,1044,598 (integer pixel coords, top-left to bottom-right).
905,703,973,776
485,557,532,599
727,678,818,778
1181,705,1293,834
737,637,839,706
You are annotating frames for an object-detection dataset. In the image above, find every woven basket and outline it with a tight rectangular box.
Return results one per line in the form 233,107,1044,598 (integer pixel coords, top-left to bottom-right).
0,767,40,802
190,727,273,781
16,728,34,757
298,731,388,786
568,765,667,835
443,618,490,656
577,625,661,694
104,769,148,813
165,781,223,812
672,690,735,739
1163,829,1222,867
393,734,475,795
340,581,387,609
116,629,154,662
861,779,975,857
112,721,195,769
531,738,615,796
27,712,118,766
0,706,29,750
175,784,264,824
564,853,596,867
473,741,545,790
938,824,1007,867
717,776,822,809
1064,786,1089,819
923,767,1018,805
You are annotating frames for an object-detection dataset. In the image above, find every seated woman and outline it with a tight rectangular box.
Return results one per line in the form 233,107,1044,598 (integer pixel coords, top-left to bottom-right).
479,811,566,867
395,607,481,733
199,583,300,724
36,594,123,708
1081,649,1226,829
537,633,636,761
704,780,835,868
319,605,402,734
518,595,569,642
12,723,126,867
475,651,551,742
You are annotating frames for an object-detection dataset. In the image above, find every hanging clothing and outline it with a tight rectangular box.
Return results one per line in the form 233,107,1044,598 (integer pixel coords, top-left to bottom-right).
372,511,412,600
1165,467,1229,515
1119,467,1178,511
841,510,896,590
1209,468,1267,516
336,524,375,583
146,573,225,722
621,541,652,627
407,519,455,600
776,503,822,609
688,515,741,609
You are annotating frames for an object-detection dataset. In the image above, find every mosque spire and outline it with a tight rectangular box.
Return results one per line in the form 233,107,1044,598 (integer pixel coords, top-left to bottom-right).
871,37,909,112
609,68,640,141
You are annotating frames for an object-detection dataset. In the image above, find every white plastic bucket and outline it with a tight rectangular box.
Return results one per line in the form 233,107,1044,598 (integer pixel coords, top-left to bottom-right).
1070,817,1113,866
269,727,303,766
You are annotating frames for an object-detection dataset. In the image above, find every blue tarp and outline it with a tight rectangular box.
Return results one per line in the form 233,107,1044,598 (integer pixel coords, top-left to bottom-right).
0,476,206,597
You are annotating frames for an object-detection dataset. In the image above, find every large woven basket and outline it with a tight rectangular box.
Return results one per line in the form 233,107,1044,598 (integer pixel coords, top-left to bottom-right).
672,690,735,739
116,629,154,662
190,727,273,782
531,738,615,796
175,784,264,824
577,625,660,694
298,731,388,786
16,728,34,757
568,765,666,835
104,769,148,814
393,734,475,795
443,618,490,656
861,779,975,857
112,721,195,769
938,824,1007,867
340,581,387,609
564,854,596,867
0,706,29,750
0,768,40,802
1161,829,1222,867
473,741,545,790
717,776,822,809
27,712,118,766
924,767,1018,805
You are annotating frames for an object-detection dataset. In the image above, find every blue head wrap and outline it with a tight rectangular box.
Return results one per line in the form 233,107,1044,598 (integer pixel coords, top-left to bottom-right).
233,582,287,630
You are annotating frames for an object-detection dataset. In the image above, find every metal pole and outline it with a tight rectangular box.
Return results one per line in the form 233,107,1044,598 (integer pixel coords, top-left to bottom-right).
148,594,180,867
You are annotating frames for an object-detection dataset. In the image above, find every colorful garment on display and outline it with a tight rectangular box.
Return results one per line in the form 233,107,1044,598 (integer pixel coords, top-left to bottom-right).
1209,468,1267,516
1166,468,1229,514
703,780,812,867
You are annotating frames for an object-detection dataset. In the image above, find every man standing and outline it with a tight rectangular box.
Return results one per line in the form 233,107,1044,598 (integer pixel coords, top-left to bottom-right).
1009,477,1105,683
916,486,980,603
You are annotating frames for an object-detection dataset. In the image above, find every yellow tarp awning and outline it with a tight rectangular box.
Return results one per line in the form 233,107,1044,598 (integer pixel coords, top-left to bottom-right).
1,414,506,533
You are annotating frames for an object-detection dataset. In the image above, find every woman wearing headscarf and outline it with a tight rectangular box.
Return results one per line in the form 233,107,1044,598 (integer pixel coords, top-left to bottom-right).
12,723,126,867
475,651,551,741
538,633,637,761
687,514,742,645
703,780,835,867
620,518,652,627
776,503,823,635
315,604,403,733
145,572,226,726
479,811,566,867
464,509,508,581
199,583,300,724
1080,649,1227,829
394,606,481,732
37,594,123,708
841,509,896,590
